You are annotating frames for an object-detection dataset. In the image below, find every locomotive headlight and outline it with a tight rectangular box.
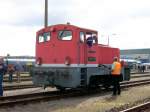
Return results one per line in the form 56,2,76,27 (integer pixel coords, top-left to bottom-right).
65,56,71,65
36,57,42,65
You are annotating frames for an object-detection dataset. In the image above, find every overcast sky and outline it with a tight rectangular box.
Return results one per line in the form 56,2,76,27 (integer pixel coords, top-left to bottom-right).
0,0,150,56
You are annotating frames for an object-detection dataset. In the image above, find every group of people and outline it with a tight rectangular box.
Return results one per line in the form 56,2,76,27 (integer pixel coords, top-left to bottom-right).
7,63,21,83
137,65,146,73
0,57,21,96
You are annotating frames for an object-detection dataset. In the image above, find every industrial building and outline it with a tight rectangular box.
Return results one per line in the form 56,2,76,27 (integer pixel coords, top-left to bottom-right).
120,48,150,63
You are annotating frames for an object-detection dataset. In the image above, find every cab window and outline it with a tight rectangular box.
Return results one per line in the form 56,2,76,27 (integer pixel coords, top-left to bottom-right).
80,32,84,43
86,32,97,47
38,32,50,43
58,30,72,40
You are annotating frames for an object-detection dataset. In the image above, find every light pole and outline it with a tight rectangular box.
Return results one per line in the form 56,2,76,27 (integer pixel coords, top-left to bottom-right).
44,0,48,28
101,33,117,46
108,33,117,46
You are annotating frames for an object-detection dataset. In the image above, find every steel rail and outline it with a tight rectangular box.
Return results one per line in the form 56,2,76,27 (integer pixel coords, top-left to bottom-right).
3,84,39,91
0,89,81,107
121,80,150,88
121,79,150,85
120,101,150,112
131,74,150,78
131,71,150,74
3,78,31,82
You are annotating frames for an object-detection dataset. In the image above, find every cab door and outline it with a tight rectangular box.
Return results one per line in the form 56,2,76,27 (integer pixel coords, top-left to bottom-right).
78,31,98,66
78,31,86,65
85,32,98,66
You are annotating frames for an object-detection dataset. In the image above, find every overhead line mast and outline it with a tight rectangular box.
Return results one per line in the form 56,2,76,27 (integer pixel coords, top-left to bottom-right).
44,0,48,28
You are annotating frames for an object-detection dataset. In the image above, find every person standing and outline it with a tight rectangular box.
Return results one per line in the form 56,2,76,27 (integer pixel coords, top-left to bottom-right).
0,57,7,96
7,64,15,83
111,57,122,95
142,65,145,73
15,62,22,83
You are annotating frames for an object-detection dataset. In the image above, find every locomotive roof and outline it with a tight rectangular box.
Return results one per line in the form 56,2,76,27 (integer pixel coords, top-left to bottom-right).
37,24,97,33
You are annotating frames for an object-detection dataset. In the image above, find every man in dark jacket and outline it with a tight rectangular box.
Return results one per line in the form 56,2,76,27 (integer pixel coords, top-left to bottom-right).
0,57,7,96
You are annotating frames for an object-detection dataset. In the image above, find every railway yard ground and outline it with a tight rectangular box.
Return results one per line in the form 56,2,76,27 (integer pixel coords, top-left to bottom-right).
2,72,150,96
0,72,150,112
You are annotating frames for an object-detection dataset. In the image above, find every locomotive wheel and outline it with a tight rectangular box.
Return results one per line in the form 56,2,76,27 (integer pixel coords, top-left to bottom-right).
88,76,99,89
102,83,111,90
88,79,100,90
88,84,99,90
102,75,112,90
56,86,66,91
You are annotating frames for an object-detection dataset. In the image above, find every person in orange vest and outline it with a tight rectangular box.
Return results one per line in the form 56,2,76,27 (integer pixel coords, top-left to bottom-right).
111,57,122,95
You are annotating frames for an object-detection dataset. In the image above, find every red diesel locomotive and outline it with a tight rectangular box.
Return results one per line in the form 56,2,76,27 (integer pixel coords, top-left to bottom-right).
31,23,130,90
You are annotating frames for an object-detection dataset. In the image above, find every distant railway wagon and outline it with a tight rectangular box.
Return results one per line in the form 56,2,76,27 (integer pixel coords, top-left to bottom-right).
4,57,35,72
31,23,130,90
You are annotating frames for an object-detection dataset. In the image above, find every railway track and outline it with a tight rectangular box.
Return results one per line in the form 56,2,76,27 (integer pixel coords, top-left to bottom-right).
2,71,149,82
3,71,150,82
0,79,150,108
121,79,150,86
3,79,150,91
131,74,150,78
3,73,150,91
121,101,150,112
131,71,150,74
3,76,31,82
3,84,39,91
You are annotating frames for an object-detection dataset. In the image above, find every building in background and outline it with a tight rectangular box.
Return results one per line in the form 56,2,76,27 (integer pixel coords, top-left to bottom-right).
121,48,150,71
120,48,150,63
1,56,35,72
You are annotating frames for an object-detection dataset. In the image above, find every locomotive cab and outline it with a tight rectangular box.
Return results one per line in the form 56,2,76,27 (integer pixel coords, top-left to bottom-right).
31,24,130,90
35,24,99,66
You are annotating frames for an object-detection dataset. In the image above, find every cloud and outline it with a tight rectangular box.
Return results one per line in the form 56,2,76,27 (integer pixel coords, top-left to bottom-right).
1,0,150,28
109,17,150,49
0,25,39,56
1,0,150,56
0,0,43,26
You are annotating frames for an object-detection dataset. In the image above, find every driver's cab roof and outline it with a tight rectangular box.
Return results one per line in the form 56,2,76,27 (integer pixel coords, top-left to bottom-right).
37,24,98,34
